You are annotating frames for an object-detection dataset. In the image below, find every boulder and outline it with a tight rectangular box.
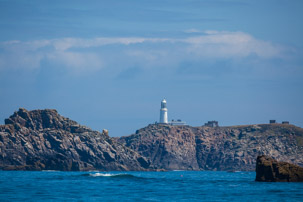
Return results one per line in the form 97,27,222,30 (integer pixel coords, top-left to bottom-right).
255,155,303,182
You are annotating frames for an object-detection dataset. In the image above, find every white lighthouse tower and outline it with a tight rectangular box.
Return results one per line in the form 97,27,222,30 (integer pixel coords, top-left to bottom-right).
160,99,168,124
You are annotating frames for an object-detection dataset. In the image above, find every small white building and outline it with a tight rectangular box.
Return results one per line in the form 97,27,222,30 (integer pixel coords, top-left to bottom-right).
170,119,187,126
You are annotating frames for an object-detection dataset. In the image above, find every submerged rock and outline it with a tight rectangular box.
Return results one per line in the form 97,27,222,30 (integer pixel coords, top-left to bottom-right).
255,155,303,182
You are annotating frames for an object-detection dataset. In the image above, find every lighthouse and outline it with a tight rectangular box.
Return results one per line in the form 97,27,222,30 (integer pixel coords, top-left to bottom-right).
160,99,168,124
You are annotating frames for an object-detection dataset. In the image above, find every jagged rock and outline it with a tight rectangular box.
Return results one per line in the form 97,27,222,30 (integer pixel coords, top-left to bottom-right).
118,124,303,171
0,108,149,171
255,155,303,182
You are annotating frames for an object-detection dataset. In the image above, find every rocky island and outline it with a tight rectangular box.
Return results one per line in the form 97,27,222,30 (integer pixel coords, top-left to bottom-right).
1,108,303,171
0,108,150,171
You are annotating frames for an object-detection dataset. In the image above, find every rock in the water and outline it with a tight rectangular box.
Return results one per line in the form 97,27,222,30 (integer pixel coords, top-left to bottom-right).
255,155,303,182
0,108,149,171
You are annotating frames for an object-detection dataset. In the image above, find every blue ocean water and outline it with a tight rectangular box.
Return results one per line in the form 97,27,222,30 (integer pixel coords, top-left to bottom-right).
0,171,302,201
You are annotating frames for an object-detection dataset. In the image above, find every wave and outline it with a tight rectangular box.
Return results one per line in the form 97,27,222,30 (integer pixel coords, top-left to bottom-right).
82,173,138,179
90,173,131,177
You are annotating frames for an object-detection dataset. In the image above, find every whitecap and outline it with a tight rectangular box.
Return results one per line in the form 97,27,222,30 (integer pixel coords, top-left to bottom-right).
89,173,128,177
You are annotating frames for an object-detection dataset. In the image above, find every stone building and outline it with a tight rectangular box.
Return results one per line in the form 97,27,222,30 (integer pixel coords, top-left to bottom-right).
270,120,276,124
204,121,219,127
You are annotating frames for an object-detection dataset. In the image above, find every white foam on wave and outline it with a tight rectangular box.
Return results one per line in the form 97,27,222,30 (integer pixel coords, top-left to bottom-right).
89,173,127,177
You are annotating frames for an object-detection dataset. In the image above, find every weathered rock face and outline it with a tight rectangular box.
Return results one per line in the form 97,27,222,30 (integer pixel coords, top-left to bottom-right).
118,124,303,171
255,155,303,182
118,124,199,170
0,108,149,171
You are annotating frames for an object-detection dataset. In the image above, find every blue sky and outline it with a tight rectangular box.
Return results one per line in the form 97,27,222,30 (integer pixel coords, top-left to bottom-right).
0,0,303,136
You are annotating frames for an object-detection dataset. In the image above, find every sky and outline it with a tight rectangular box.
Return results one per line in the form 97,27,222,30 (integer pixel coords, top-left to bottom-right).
0,0,303,137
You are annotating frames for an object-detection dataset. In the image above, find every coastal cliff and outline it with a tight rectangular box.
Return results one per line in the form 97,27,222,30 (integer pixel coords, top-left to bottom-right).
1,108,303,171
0,108,149,171
118,124,303,171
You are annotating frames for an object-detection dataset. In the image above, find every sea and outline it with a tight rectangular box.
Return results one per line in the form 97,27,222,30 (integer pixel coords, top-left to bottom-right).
1,171,302,201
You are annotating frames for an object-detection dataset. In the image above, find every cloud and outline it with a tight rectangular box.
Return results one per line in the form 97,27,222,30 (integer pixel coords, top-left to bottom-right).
0,31,293,74
184,31,285,58
47,51,103,73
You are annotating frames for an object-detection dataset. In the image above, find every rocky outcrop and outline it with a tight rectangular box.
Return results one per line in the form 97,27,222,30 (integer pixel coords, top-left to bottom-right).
118,124,199,170
118,124,303,171
255,155,303,182
0,108,149,171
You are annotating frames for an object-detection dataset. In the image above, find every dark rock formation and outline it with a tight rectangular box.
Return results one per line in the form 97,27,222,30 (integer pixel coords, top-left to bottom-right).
255,155,303,182
0,108,149,171
118,124,303,171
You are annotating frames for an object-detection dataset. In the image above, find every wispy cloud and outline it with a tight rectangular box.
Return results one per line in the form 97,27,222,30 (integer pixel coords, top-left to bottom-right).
0,31,294,74
184,31,286,58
